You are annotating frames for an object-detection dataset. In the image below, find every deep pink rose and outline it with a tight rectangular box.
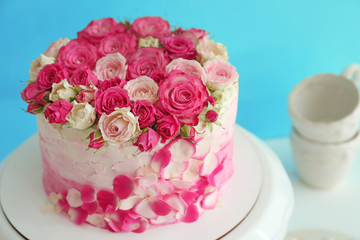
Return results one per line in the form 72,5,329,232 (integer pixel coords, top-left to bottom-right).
69,66,99,87
162,36,197,60
208,96,216,106
35,91,49,105
131,100,156,129
130,16,170,38
57,39,98,72
88,131,105,149
158,70,209,126
27,102,42,115
21,82,41,103
133,128,160,152
77,18,123,45
150,69,167,85
44,100,73,124
206,110,218,123
99,77,127,90
99,32,137,57
37,63,69,90
94,87,130,115
127,47,169,80
173,27,209,44
157,115,180,143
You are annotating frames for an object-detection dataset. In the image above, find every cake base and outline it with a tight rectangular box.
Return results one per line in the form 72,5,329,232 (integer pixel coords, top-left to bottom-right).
0,125,293,240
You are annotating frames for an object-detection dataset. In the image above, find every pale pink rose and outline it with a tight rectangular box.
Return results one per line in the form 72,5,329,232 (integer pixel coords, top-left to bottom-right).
133,128,160,152
162,35,197,60
94,53,127,81
172,27,209,44
76,85,97,104
127,47,169,80
203,59,238,90
124,76,158,104
99,107,140,144
98,32,137,58
44,37,70,58
158,70,209,126
44,100,73,124
37,63,69,90
165,58,207,84
196,38,228,62
130,16,170,38
29,54,56,81
99,77,126,90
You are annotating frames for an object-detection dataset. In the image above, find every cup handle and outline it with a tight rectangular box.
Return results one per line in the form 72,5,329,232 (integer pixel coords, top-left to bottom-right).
342,64,360,85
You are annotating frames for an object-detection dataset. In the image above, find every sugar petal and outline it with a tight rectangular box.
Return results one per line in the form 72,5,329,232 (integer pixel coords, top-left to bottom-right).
180,191,198,206
148,197,172,216
192,136,211,160
86,214,106,228
201,190,218,209
118,196,142,210
133,218,149,233
81,201,99,214
182,204,199,223
80,185,96,203
151,148,171,172
68,207,88,225
66,188,82,208
208,164,224,187
113,175,134,200
200,152,218,176
97,190,119,211
165,194,185,215
134,199,157,219
169,139,195,162
162,161,187,179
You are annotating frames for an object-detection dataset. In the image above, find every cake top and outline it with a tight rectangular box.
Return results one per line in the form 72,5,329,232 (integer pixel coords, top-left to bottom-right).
21,16,239,151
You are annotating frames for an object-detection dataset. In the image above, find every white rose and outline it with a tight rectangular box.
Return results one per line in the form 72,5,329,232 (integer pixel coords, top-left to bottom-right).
138,36,160,48
204,59,239,90
196,38,229,62
29,54,55,81
165,58,207,84
94,53,127,81
66,101,96,130
124,76,158,104
99,107,140,144
49,79,77,102
44,37,70,58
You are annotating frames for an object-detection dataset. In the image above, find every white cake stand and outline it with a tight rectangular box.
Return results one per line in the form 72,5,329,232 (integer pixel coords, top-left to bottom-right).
0,126,293,240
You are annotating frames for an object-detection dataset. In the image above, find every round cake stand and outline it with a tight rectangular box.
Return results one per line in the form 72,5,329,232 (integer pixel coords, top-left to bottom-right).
0,126,293,240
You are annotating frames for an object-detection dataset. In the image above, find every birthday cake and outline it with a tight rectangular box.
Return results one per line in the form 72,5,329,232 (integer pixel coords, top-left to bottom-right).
21,16,239,233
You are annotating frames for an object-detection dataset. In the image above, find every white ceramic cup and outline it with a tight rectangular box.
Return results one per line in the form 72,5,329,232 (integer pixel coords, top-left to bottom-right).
289,64,360,143
291,127,360,189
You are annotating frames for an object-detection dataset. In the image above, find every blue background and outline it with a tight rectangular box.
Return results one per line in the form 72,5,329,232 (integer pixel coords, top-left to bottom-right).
1,0,360,161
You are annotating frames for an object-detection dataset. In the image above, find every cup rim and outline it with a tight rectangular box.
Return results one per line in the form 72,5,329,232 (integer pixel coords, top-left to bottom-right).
288,73,360,125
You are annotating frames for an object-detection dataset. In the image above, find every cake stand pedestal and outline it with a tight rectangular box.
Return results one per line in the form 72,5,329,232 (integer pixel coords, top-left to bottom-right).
0,126,293,240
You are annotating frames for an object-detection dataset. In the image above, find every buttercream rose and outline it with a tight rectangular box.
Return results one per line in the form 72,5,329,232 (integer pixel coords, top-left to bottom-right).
44,37,70,58
29,54,55,81
76,85,97,104
133,128,160,152
127,47,169,80
57,39,98,72
94,87,130,115
21,82,41,103
44,100,73,124
203,59,238,90
131,100,156,128
94,53,127,81
99,107,140,144
99,32,137,58
49,79,77,102
165,58,207,84
124,76,158,104
158,70,210,126
37,62,69,90
196,38,229,62
162,35,197,60
66,101,96,129
69,66,99,87
99,77,126,90
130,16,170,38
157,115,180,143
77,18,124,45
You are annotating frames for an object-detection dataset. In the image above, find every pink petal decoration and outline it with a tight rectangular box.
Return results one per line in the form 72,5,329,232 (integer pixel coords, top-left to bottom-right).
148,197,172,216
137,174,158,188
113,175,134,200
200,152,218,176
122,216,141,232
68,207,88,225
86,214,106,228
150,211,175,225
134,199,157,219
151,148,171,172
182,159,202,182
133,218,150,233
208,164,224,187
66,188,82,208
81,201,99,214
169,139,195,162
97,190,119,211
201,190,219,209
170,179,193,190
155,180,174,195
80,185,96,203
182,204,199,223
118,196,142,210
192,136,211,160
165,194,185,215
193,178,209,196
104,206,125,233
162,161,188,179
179,191,198,206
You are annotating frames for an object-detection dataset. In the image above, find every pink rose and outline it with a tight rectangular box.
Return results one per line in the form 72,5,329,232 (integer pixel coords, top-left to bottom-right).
205,110,218,123
127,47,169,80
37,63,69,90
35,91,49,105
44,37,70,58
21,82,41,103
94,53,127,81
165,58,207,84
27,102,42,115
88,131,105,149
99,32,137,58
133,128,160,152
158,70,209,126
162,36,197,60
69,66,99,87
44,100,73,124
131,100,156,129
57,39,98,73
130,16,170,38
98,107,139,144
76,85,97,104
203,59,238,90
124,76,158,104
157,115,180,143
150,69,166,85
94,87,130,115
77,18,123,45
99,77,126,90
173,28,209,44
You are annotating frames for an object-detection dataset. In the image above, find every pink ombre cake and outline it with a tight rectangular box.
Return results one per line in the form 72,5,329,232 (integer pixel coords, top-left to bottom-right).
21,16,239,233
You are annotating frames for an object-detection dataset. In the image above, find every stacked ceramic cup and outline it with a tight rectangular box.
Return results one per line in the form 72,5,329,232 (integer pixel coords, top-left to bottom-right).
288,64,360,188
